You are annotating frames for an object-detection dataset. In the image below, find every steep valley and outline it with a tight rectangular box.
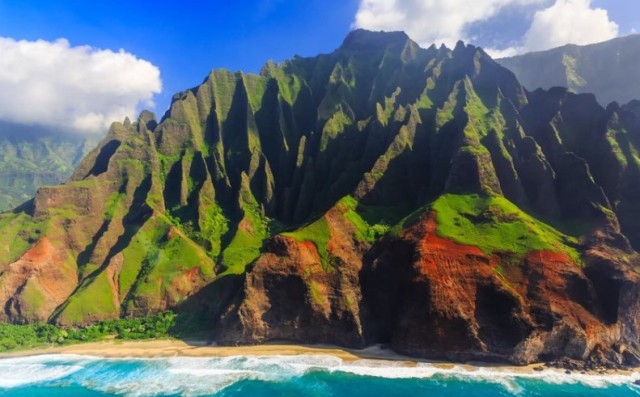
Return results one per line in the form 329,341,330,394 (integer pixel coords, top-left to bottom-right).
2,30,640,367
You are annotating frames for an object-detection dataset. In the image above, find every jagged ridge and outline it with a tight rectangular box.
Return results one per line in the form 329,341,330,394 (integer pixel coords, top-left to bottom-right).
2,29,640,367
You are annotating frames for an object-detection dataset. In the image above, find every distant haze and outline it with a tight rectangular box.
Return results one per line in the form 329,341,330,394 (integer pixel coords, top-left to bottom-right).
498,34,640,105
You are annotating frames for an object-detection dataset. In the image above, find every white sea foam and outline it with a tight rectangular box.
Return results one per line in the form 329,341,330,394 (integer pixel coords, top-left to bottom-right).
336,360,639,387
1,353,639,395
0,355,88,387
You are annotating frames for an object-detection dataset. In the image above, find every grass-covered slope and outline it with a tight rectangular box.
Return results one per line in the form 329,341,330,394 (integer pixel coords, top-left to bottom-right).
0,29,638,332
431,194,581,263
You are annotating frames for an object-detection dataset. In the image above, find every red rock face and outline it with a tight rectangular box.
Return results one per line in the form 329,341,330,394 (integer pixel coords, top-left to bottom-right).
0,238,77,323
361,211,640,365
2,31,640,369
218,209,640,366
217,206,367,347
364,212,531,361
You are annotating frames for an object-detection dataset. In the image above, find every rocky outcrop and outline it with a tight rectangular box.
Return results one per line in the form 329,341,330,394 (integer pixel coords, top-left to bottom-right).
0,30,639,367
0,238,77,324
361,212,640,366
217,207,640,367
217,205,368,347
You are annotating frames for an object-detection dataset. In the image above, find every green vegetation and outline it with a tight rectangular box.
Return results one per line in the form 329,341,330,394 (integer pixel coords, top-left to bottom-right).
198,204,230,258
0,128,95,211
0,311,206,352
308,281,325,306
416,92,434,110
607,131,629,167
220,183,270,275
173,92,205,150
220,222,265,275
0,212,45,265
435,84,459,129
499,34,640,105
375,89,401,126
157,153,181,184
131,226,215,308
1,29,629,335
432,194,581,263
59,272,119,324
339,196,395,243
282,216,332,270
120,218,167,299
281,196,407,267
262,62,303,106
210,69,238,124
462,78,491,138
242,74,269,113
149,233,214,279
104,191,126,221
320,109,353,151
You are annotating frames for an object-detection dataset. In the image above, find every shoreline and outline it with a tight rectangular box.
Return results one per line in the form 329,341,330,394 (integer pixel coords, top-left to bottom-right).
0,339,429,363
0,339,636,377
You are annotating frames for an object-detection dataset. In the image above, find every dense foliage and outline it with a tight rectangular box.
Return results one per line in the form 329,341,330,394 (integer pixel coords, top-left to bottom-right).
0,311,207,352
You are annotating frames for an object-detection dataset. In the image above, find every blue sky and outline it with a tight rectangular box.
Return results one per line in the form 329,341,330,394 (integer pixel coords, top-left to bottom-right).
0,0,637,133
0,0,360,119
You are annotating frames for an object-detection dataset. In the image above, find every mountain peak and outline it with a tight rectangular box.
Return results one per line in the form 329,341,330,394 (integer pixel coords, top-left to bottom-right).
3,25,640,370
340,29,414,51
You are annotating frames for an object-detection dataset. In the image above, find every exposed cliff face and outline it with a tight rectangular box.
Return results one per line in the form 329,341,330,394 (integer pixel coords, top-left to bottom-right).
1,29,640,366
363,212,640,365
217,203,368,347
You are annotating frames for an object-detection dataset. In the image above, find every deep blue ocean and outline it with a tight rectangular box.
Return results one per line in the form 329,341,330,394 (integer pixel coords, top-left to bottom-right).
0,354,638,396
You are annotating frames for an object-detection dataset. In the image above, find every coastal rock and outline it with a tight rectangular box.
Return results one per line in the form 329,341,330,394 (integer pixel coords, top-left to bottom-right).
0,30,639,368
0,238,77,323
217,205,368,347
360,212,635,365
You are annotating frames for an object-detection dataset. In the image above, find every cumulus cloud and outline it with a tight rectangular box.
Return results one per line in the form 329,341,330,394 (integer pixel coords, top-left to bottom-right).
353,0,620,58
353,0,545,47
484,46,522,58
522,0,618,52
0,37,161,134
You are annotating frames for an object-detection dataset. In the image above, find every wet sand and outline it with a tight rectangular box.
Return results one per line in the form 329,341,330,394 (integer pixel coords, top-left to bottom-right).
0,339,633,376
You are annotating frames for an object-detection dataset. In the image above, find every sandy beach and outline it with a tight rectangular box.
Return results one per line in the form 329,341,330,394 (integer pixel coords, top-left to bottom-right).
1,339,638,396
0,339,554,374
2,338,639,378
0,339,419,362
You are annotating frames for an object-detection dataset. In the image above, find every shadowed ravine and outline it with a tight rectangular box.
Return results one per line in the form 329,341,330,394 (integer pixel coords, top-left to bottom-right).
1,29,640,369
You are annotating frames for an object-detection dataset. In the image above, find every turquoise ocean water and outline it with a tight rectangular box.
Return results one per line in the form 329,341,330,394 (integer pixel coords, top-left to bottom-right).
0,353,639,396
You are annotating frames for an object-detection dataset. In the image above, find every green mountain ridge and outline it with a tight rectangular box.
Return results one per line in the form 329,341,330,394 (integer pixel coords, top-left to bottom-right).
0,121,97,211
1,29,640,367
498,34,640,106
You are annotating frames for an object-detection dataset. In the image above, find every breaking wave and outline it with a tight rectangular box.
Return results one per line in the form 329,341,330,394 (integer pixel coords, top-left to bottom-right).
0,352,639,396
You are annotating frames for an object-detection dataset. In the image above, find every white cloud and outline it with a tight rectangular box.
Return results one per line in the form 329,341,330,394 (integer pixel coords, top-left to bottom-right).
0,37,161,134
484,46,522,58
523,0,618,52
352,0,546,48
353,0,620,58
